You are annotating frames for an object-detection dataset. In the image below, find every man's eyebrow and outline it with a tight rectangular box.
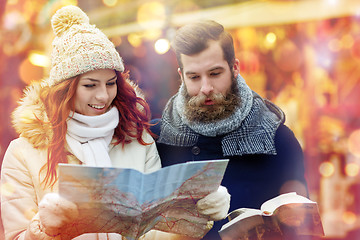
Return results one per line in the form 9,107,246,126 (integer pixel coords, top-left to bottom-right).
208,66,224,72
184,66,225,76
185,71,198,75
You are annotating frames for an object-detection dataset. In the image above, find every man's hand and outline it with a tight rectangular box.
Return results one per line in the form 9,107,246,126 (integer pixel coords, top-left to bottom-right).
197,186,231,221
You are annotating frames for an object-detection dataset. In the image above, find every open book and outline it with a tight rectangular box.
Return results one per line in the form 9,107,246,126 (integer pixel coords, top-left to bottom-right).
219,192,324,240
58,159,228,240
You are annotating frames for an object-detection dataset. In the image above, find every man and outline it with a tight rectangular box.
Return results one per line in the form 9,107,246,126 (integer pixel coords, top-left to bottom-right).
151,20,308,239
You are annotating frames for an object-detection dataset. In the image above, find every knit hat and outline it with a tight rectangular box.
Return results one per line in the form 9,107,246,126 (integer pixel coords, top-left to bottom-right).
48,5,124,86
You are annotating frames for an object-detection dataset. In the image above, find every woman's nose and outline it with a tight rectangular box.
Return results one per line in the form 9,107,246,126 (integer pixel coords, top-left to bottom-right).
95,86,109,101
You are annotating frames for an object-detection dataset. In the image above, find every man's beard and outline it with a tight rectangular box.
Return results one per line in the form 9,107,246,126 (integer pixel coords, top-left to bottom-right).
183,78,240,123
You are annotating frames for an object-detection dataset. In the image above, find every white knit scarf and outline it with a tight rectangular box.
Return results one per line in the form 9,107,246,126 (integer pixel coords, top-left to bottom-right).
66,107,119,167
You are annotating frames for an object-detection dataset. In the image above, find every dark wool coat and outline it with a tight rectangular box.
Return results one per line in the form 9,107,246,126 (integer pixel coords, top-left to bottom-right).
150,121,308,240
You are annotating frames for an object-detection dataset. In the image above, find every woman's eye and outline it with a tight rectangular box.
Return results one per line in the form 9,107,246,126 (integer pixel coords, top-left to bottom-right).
107,81,116,86
83,84,95,88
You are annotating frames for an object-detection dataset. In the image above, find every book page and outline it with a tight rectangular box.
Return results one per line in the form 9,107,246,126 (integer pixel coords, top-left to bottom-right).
221,208,263,230
260,192,315,214
219,210,282,240
58,159,228,240
219,193,324,239
274,202,324,236
219,213,265,239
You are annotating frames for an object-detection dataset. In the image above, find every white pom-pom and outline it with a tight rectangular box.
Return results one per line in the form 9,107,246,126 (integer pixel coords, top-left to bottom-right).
51,5,89,37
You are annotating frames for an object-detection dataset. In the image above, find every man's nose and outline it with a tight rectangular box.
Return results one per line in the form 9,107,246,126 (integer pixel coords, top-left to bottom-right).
200,77,214,96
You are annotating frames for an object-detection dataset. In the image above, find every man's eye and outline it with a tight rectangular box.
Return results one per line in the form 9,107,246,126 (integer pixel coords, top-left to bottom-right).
210,72,221,76
189,76,199,80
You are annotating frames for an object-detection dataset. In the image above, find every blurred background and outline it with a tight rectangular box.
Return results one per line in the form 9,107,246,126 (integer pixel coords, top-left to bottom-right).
1,0,360,239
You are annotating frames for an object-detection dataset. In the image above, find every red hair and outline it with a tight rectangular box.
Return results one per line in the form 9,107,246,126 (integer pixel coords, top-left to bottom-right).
39,70,152,187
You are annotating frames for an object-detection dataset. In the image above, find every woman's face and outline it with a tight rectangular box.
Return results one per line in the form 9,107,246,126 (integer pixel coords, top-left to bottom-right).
74,69,117,116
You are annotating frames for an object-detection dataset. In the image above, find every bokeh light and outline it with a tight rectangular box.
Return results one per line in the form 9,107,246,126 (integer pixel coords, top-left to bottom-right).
28,51,50,68
154,38,170,55
319,161,335,177
345,162,360,177
102,0,117,7
236,27,258,50
128,33,142,48
143,29,162,41
342,211,357,225
137,1,166,27
266,32,277,44
263,32,277,51
341,34,354,49
58,0,78,7
19,58,44,85
173,0,199,13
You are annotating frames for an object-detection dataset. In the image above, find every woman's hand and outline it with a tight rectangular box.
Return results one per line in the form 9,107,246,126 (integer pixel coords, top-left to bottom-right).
196,186,231,221
38,193,79,237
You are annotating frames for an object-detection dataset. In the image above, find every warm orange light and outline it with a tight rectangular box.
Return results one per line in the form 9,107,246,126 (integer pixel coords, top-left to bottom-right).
60,0,78,6
19,58,44,85
345,162,360,177
342,211,357,225
103,0,117,7
154,38,170,55
29,51,50,67
236,28,258,50
341,34,354,49
137,2,165,26
128,33,142,48
266,32,277,44
143,29,162,41
319,161,335,177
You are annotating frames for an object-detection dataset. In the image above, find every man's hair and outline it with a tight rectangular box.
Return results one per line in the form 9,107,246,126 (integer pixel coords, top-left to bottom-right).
171,20,235,70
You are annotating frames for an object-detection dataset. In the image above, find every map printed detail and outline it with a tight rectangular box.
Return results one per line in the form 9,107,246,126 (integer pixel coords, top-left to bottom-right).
58,159,229,240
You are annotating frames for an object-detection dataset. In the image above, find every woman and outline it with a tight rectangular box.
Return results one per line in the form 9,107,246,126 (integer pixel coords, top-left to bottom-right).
1,5,229,240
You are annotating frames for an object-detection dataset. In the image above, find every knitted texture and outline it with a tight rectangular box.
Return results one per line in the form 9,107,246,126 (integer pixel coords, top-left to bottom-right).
48,5,124,86
158,74,285,156
176,74,253,137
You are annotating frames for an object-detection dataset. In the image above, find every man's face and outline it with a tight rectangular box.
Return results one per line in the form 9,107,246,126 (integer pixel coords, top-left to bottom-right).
178,40,240,123
179,40,239,99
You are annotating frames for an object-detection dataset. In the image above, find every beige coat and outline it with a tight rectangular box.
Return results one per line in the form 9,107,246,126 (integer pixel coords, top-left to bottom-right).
1,81,165,240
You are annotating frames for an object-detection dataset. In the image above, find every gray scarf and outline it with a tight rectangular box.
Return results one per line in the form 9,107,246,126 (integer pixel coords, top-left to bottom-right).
158,74,285,156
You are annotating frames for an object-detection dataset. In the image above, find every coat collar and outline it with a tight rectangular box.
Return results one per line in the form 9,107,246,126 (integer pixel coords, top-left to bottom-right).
158,79,285,156
12,80,52,149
